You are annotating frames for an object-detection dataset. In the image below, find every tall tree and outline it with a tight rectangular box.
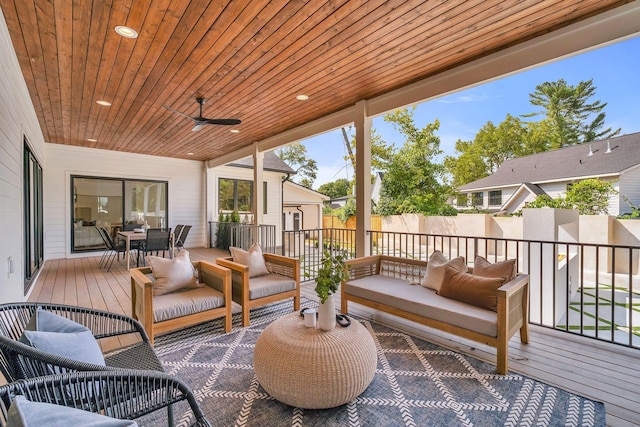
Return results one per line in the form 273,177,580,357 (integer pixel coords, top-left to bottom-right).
523,78,620,148
317,178,351,200
444,114,548,187
377,108,453,215
342,127,394,173
275,142,318,188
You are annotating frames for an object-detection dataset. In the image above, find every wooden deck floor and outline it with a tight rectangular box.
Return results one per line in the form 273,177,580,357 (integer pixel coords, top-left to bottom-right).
27,248,640,426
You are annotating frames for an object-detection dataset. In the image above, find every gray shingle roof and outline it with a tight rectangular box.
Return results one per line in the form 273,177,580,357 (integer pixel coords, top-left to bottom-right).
228,151,296,174
458,132,640,191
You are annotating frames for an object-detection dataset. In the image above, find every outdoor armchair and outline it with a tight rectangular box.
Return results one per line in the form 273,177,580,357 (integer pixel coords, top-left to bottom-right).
0,371,211,427
0,302,164,383
216,251,300,327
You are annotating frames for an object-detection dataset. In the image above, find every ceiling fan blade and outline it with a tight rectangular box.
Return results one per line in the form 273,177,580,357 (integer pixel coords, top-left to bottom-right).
163,105,193,120
201,118,241,126
191,124,204,132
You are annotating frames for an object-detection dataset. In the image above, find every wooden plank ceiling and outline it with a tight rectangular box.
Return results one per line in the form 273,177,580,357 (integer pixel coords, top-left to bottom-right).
0,0,631,162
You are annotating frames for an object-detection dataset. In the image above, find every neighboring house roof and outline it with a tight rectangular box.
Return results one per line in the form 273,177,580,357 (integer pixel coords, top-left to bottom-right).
458,132,640,191
228,151,296,174
501,182,547,213
283,180,330,203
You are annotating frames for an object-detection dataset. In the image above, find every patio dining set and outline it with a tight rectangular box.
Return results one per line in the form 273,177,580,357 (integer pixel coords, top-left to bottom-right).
97,224,192,271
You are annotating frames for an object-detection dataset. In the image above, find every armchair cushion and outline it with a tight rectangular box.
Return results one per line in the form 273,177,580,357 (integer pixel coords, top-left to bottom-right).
8,395,138,427
19,307,105,367
230,243,269,278
148,250,202,296
152,286,226,323
246,273,296,300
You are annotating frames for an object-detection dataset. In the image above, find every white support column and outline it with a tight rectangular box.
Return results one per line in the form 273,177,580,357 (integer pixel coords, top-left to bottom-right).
253,145,264,228
354,100,371,257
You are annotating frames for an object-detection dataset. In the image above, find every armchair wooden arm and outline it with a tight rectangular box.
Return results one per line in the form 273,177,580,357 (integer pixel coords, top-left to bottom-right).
130,261,232,345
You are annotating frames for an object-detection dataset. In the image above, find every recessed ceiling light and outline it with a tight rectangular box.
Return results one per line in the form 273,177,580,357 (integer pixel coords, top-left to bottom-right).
87,138,97,142
230,129,240,133
187,152,194,156
96,100,111,106
115,25,138,39
296,94,309,101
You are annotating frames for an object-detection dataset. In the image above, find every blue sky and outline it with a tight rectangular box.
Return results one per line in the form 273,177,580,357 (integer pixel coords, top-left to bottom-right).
298,36,640,188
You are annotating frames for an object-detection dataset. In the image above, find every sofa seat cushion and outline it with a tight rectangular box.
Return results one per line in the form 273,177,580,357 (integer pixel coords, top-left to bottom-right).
243,273,296,300
153,286,225,323
345,275,498,337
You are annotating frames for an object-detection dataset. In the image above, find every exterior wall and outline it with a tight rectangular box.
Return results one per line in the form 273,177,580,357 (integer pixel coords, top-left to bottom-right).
0,8,47,303
45,144,207,259
207,164,285,247
282,181,327,230
283,205,322,230
618,164,640,215
459,175,624,215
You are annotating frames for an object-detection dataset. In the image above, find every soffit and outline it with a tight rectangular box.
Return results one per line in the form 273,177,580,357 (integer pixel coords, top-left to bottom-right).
0,0,632,161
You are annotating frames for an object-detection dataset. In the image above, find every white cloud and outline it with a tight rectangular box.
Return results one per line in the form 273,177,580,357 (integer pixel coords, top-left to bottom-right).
436,92,499,104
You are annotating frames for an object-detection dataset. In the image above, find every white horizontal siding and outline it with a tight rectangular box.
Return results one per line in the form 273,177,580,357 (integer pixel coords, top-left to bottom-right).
0,8,47,303
618,165,640,215
44,144,206,259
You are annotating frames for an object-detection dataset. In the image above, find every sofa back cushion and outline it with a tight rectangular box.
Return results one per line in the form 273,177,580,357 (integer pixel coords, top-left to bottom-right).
420,251,467,292
473,256,516,281
438,265,508,311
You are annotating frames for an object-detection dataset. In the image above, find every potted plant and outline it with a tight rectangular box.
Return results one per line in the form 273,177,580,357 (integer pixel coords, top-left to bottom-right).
315,250,350,331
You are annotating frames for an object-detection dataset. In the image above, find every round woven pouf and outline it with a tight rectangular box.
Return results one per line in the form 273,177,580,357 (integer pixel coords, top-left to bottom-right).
254,312,377,409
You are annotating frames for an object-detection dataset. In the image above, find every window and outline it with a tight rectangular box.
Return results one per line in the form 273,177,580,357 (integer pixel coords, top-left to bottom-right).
456,194,468,207
472,192,484,207
218,178,268,214
489,190,502,206
71,176,168,252
24,140,43,293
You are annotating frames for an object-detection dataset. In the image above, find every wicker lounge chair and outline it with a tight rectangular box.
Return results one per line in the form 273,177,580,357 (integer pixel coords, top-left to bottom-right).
0,371,211,426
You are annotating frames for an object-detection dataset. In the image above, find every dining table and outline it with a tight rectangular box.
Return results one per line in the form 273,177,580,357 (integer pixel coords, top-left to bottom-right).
117,230,148,270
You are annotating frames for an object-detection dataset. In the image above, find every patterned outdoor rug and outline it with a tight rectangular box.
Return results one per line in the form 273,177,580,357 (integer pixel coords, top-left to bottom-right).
148,298,605,427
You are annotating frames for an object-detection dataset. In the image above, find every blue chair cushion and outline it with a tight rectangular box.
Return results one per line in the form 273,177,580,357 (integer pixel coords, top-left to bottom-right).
19,307,105,367
7,395,138,427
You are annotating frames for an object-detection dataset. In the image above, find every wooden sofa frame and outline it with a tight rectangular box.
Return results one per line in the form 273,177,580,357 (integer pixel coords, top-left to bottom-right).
130,260,232,344
341,255,529,374
216,253,300,327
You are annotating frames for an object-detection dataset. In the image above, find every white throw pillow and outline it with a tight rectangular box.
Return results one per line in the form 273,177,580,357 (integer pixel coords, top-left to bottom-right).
230,243,269,278
420,250,467,291
149,249,202,296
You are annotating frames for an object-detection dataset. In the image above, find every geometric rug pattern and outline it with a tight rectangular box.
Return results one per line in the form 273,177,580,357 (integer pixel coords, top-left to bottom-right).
150,298,605,427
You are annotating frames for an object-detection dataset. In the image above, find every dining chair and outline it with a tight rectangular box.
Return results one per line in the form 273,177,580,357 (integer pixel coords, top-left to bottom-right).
174,225,191,252
137,228,172,267
97,227,127,271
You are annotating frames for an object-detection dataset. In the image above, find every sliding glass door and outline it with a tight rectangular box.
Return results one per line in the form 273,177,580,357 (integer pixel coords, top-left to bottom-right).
24,141,43,293
71,176,168,252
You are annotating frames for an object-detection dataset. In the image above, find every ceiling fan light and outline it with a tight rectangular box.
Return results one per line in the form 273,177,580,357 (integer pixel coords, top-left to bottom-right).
192,124,204,132
230,129,240,133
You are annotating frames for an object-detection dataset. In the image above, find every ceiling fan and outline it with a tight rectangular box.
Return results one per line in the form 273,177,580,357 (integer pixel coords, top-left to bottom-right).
164,97,241,131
